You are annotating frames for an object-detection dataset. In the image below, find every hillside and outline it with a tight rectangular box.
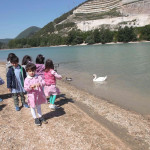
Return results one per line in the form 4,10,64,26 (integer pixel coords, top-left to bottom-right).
16,26,41,39
0,39,11,49
0,39,12,44
33,0,150,38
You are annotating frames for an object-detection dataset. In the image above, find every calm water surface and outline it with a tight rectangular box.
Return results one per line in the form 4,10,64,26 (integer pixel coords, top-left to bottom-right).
0,42,150,114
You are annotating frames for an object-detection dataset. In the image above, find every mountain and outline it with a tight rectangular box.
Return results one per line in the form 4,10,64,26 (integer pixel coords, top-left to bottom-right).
16,26,41,39
33,0,150,38
74,0,150,31
0,38,12,44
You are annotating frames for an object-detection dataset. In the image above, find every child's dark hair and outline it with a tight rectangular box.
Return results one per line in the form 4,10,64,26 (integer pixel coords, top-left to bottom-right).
10,55,19,63
22,55,32,65
45,59,54,72
36,54,45,64
26,63,36,72
7,53,16,61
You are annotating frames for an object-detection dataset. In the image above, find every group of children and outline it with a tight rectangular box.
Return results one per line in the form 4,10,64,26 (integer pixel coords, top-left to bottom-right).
5,53,62,126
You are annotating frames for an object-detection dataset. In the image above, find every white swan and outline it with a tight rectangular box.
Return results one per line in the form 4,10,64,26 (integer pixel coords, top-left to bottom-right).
93,74,107,82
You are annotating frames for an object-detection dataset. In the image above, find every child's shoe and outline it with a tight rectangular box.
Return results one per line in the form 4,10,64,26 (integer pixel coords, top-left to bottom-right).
35,118,41,126
23,103,29,108
15,106,20,111
49,104,57,110
39,117,48,124
49,104,53,109
0,98,3,102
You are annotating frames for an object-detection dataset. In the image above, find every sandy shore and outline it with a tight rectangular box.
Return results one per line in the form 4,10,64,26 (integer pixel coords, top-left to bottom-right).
0,62,150,150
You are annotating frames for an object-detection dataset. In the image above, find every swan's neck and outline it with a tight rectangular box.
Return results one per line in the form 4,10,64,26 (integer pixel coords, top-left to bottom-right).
93,75,97,81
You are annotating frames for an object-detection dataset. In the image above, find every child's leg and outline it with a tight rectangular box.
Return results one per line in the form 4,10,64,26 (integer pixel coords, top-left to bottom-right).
37,105,48,124
30,107,37,119
49,95,57,110
31,107,41,126
51,95,56,105
36,105,42,118
19,92,25,104
49,95,53,104
20,92,29,108
12,93,19,107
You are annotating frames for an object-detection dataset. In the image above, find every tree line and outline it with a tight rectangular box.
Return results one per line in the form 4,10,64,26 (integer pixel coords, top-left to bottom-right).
5,25,150,49
0,42,9,49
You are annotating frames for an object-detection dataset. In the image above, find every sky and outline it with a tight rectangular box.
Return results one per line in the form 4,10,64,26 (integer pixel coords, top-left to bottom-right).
0,0,86,39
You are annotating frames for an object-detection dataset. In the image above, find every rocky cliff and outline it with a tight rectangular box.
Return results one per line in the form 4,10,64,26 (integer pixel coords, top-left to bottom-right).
74,0,150,15
33,0,150,37
121,0,150,15
69,0,150,31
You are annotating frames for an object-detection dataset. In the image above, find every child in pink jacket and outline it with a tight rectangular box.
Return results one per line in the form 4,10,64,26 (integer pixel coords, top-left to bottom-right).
35,54,45,79
24,63,47,126
44,59,62,110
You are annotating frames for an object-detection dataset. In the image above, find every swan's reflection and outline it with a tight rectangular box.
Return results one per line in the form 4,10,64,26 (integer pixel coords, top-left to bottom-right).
93,81,107,86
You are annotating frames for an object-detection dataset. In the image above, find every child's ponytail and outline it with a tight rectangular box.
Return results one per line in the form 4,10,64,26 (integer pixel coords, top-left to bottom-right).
45,59,54,72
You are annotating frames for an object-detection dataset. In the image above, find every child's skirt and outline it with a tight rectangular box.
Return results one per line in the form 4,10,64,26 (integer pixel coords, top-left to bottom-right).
44,84,60,97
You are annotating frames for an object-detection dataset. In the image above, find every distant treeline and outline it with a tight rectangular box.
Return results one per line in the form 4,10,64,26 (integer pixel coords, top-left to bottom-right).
6,25,150,49
0,42,9,49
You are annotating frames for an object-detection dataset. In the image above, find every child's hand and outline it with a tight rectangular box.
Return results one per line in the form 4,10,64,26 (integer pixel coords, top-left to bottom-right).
8,88,11,92
30,85,36,89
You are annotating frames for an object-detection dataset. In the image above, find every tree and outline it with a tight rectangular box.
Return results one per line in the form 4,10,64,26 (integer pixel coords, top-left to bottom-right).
85,35,95,44
0,42,3,49
99,28,113,44
66,29,83,45
8,40,17,48
93,29,101,43
117,26,136,43
66,30,76,45
140,25,150,41
73,36,83,44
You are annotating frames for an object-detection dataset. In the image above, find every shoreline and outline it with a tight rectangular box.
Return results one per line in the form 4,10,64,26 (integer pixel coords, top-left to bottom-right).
58,77,150,149
0,44,150,115
0,62,150,149
0,60,147,116
0,40,150,51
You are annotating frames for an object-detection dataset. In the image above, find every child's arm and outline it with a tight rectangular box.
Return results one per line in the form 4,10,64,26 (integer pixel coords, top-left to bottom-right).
37,76,45,87
51,70,62,80
24,79,35,92
22,67,27,79
6,68,12,89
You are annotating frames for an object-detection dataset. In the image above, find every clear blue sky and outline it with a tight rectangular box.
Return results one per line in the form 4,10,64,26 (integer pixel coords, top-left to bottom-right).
0,0,86,39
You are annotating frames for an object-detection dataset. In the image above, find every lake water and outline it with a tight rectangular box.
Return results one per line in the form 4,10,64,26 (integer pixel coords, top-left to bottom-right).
0,42,150,114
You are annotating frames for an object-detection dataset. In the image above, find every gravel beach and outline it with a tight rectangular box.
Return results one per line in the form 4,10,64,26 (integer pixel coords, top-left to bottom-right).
0,62,150,150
